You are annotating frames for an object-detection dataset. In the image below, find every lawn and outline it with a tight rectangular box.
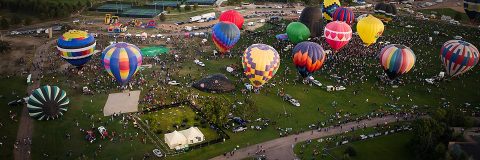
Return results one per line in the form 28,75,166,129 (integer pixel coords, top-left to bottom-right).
0,76,27,159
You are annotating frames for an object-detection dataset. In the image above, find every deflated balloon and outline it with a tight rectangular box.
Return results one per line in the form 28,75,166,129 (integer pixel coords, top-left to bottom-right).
379,44,416,79
242,44,280,88
357,15,384,46
286,22,310,44
440,40,479,77
212,21,241,54
292,42,326,78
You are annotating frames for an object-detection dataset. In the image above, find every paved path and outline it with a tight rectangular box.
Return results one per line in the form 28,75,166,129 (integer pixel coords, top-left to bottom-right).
14,39,56,160
211,115,413,160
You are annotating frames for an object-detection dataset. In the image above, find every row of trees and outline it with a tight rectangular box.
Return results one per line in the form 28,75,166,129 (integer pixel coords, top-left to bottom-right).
0,0,90,20
0,16,33,29
0,41,11,55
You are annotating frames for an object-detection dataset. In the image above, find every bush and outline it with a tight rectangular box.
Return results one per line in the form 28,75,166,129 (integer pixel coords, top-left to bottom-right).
185,5,191,11
159,14,166,22
182,118,189,123
154,129,163,134
344,145,357,157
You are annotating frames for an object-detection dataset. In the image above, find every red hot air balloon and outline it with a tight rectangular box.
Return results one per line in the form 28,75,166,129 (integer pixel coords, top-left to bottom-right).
219,10,244,29
324,21,352,51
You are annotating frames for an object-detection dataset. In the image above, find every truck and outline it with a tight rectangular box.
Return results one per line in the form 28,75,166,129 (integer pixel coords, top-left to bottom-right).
189,16,202,22
201,12,216,21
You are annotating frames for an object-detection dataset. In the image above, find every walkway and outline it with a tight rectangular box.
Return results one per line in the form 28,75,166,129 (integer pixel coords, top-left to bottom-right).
211,115,413,160
14,39,56,160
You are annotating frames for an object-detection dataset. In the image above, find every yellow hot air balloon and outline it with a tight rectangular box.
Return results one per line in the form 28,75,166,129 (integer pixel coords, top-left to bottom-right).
356,15,384,46
323,0,341,21
242,44,280,88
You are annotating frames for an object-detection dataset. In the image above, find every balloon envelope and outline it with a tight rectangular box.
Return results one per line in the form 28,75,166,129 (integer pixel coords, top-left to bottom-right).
212,22,241,54
242,44,280,88
286,22,310,44
57,30,96,67
332,7,355,25
27,85,69,121
323,0,341,21
324,21,352,51
357,15,384,46
101,42,143,85
379,44,416,79
440,40,479,76
299,7,323,37
464,0,480,21
292,42,326,78
219,10,244,29
373,3,397,22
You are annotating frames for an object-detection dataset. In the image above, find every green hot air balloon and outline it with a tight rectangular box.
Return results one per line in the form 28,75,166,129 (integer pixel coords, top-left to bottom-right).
286,22,311,44
27,85,69,120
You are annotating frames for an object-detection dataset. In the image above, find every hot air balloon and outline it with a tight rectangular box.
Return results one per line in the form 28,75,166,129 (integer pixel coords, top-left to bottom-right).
101,42,143,85
212,22,241,54
373,3,397,22
219,10,244,29
286,22,310,44
379,44,416,79
292,42,326,78
57,30,96,67
440,40,479,77
323,0,341,21
27,85,69,120
464,0,480,21
357,15,384,46
332,7,355,25
324,21,352,51
242,44,280,88
299,7,323,37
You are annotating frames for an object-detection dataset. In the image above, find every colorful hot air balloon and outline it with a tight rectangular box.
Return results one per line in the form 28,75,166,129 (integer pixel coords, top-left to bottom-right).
299,7,323,37
219,10,244,29
286,22,310,44
212,22,241,54
357,15,384,46
464,0,480,21
373,3,397,22
324,21,352,51
332,7,355,25
379,44,416,79
323,0,341,21
440,40,479,77
292,42,326,78
101,42,143,85
27,85,69,121
57,30,96,67
242,44,280,88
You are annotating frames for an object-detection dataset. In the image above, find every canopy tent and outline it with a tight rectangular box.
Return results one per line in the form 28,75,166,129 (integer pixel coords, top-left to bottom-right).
179,127,205,144
164,130,188,150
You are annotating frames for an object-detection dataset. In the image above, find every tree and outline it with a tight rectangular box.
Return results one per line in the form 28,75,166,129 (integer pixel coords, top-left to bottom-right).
0,41,11,54
0,18,9,29
177,4,181,12
410,118,452,160
201,97,231,126
10,15,21,25
454,12,463,21
165,7,172,14
185,5,191,11
159,13,166,22
193,3,198,10
344,145,357,157
24,17,32,25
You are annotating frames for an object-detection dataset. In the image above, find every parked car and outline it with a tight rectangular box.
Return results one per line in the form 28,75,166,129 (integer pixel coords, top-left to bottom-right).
311,79,322,87
289,99,300,107
153,149,163,157
168,81,180,85
233,117,247,126
233,126,248,133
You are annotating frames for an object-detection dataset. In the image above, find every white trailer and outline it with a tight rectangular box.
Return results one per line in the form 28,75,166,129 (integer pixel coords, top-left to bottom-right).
189,16,202,22
201,12,216,21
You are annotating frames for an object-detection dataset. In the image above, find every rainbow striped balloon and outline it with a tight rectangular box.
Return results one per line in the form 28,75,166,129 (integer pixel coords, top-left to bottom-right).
332,7,355,25
101,42,143,85
440,40,479,76
379,44,416,79
242,44,280,88
57,30,96,67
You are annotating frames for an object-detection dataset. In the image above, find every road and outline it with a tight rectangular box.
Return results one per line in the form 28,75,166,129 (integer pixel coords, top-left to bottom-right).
13,39,56,160
211,114,413,160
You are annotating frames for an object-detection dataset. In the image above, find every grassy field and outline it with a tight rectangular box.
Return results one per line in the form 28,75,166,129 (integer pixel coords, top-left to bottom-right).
0,76,26,159
4,11,478,160
418,8,470,22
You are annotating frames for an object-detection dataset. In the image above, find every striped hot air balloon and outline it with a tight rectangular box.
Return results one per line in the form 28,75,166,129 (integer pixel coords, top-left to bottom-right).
379,44,416,79
27,85,69,121
292,42,326,78
440,40,479,77
212,21,241,54
219,10,244,29
332,7,355,25
324,21,352,51
242,44,280,88
57,30,96,67
323,0,341,21
101,42,143,85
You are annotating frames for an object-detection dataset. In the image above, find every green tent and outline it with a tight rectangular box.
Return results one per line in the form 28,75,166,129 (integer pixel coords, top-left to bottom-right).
141,46,170,57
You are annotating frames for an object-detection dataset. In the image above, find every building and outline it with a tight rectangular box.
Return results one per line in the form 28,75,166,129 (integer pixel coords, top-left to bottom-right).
164,127,205,150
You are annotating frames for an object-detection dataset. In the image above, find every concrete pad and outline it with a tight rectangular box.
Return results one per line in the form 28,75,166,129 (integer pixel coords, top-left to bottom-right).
103,90,140,116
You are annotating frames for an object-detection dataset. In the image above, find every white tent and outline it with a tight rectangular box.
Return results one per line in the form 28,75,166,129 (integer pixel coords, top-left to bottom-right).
179,127,204,144
164,130,188,150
